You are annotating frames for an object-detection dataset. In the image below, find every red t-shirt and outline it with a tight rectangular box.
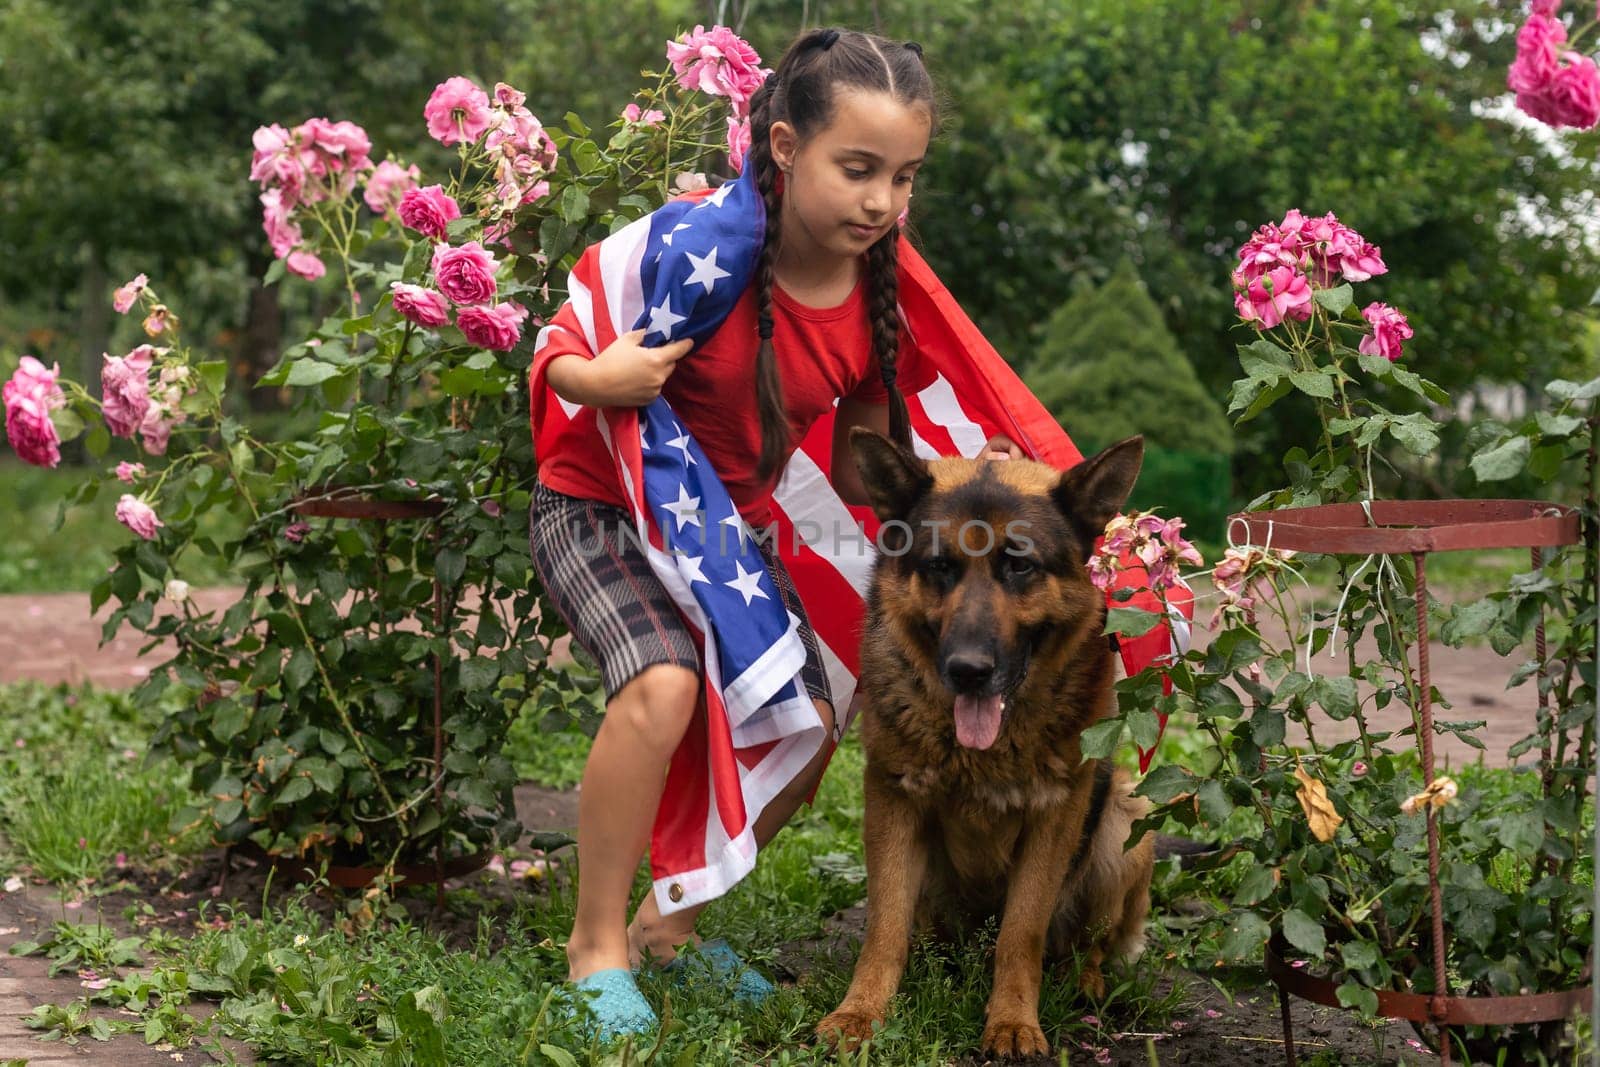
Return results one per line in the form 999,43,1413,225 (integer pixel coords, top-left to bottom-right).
536,275,889,528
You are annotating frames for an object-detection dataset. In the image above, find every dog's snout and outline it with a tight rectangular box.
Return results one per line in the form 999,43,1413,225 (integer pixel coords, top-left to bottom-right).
943,652,995,693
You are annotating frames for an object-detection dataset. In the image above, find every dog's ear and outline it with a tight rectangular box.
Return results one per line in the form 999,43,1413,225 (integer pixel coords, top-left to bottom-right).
849,427,934,522
1052,436,1145,555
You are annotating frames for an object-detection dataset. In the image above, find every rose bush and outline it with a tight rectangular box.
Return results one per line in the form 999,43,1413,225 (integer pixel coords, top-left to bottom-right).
1089,204,1596,1060
3,29,766,871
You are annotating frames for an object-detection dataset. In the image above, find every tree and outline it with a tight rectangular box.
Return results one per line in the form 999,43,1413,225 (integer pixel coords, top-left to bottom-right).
1027,262,1234,455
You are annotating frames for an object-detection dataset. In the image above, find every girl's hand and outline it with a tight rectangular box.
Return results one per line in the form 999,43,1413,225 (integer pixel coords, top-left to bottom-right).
981,434,1023,461
548,328,695,408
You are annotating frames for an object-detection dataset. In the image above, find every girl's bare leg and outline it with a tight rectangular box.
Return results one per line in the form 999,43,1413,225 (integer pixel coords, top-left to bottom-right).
565,664,701,981
626,699,837,965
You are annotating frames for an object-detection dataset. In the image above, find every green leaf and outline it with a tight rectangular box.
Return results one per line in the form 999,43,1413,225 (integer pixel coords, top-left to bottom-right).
1341,940,1380,971
212,798,244,826
1535,411,1585,438
401,239,433,282
1281,908,1326,960
436,548,465,588
1313,284,1352,315
285,360,341,387
1288,370,1335,399
1234,865,1277,907
84,422,110,458
198,360,228,397
1387,413,1439,456
210,702,250,742
1441,598,1499,645
559,184,591,224
1496,811,1544,858
1219,912,1271,961
1078,718,1124,759
275,777,312,806
1238,339,1294,368
284,647,315,691
1313,676,1358,721
1336,980,1379,1017
1470,435,1531,482
459,656,499,691
1547,376,1600,402
1137,764,1194,804
1104,607,1160,637
1196,780,1232,825
540,1045,581,1067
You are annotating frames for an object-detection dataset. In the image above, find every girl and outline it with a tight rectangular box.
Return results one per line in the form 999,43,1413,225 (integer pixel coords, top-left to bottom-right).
528,27,1030,1038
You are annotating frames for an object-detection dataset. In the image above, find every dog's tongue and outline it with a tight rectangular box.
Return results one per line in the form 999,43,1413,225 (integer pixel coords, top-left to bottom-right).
953,694,1003,750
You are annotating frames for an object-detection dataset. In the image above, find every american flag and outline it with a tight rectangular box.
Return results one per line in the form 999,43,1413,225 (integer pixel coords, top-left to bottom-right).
529,164,1191,913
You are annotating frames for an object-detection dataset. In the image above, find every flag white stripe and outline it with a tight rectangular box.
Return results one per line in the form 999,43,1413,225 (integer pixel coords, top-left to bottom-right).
915,373,990,457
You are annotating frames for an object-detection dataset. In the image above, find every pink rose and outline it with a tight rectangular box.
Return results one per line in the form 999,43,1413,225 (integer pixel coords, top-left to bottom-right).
1232,222,1304,286
249,123,306,203
284,521,310,543
261,188,302,259
1531,0,1561,17
456,302,529,351
494,82,526,110
622,102,665,126
666,25,771,116
397,185,461,240
1536,54,1600,129
101,345,155,438
1358,302,1413,362
115,461,145,483
286,251,326,280
1509,16,1567,95
431,242,499,305
424,76,494,146
112,274,148,314
390,282,452,327
486,110,556,167
1327,228,1387,282
3,357,65,468
294,117,372,178
726,116,752,173
114,495,164,541
1234,266,1313,328
363,160,421,216
138,402,180,456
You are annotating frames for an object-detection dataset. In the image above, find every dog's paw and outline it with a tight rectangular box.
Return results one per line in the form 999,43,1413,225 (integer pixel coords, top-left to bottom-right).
815,1010,882,1052
981,1017,1050,1058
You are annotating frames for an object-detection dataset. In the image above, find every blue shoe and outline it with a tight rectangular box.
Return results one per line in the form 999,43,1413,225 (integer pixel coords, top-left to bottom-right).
569,967,657,1041
662,938,776,1006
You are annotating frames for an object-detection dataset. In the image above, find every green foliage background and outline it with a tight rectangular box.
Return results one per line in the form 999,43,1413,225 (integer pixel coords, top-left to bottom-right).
3,0,1598,521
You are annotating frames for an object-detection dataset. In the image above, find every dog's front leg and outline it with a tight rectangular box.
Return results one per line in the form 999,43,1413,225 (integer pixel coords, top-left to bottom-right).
982,802,1086,1058
815,772,927,1052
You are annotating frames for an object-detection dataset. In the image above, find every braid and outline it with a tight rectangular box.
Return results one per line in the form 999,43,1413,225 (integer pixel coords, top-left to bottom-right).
747,79,789,482
866,233,911,450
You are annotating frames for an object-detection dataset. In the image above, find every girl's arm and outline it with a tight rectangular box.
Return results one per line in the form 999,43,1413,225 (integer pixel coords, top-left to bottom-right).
546,328,695,408
831,395,891,506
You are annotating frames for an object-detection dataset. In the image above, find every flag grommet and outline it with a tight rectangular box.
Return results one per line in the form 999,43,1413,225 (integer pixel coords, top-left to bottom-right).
668,883,684,903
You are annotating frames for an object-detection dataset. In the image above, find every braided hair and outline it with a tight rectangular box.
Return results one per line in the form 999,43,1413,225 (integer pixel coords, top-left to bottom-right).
745,29,937,481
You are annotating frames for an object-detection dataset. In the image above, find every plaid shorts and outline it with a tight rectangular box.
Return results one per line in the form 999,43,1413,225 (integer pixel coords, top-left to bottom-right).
529,481,833,707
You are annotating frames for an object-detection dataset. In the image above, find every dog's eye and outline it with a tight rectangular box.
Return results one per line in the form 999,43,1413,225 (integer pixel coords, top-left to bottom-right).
1003,555,1037,579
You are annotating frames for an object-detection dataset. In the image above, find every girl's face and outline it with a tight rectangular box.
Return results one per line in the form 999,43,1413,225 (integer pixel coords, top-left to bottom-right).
771,89,932,267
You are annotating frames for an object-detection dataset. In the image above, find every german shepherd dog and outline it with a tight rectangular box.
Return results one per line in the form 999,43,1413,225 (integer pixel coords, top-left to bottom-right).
816,431,1155,1059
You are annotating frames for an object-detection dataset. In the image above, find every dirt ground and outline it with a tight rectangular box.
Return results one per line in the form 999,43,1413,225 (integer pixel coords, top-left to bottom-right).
0,588,1572,1064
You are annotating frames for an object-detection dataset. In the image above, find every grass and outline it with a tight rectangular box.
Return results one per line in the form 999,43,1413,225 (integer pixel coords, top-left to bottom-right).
5,678,1594,1063
0,682,205,883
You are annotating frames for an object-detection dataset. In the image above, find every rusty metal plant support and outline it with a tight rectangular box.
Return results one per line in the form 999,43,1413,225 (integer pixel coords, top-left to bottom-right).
289,489,464,907
1228,500,1586,1066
